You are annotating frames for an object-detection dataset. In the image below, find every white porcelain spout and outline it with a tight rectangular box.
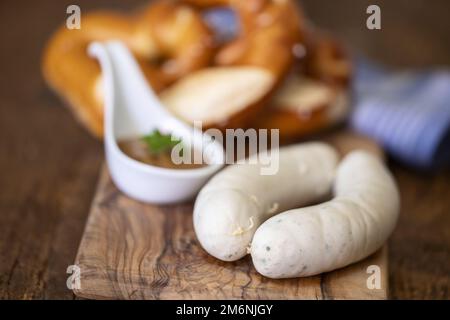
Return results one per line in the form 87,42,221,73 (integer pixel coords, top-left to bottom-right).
89,41,224,204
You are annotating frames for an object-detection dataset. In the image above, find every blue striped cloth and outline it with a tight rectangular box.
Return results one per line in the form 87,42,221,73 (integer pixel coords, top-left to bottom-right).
204,8,450,169
352,60,450,169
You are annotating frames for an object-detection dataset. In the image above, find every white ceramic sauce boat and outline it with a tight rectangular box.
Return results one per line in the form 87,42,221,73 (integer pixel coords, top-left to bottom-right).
88,41,224,204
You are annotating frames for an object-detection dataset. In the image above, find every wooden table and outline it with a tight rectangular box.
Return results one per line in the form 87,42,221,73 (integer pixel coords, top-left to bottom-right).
0,0,449,299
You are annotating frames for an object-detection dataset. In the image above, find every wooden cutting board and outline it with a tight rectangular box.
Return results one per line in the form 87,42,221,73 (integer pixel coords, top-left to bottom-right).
74,131,389,300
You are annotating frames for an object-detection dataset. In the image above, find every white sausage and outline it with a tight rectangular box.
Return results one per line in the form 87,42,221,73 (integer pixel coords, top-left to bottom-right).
251,151,400,278
193,142,339,261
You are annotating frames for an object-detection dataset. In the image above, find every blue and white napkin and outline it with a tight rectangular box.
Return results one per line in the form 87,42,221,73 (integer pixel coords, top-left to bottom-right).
351,60,450,169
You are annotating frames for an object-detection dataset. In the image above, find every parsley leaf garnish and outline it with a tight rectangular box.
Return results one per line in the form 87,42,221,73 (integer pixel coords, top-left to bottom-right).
141,130,182,155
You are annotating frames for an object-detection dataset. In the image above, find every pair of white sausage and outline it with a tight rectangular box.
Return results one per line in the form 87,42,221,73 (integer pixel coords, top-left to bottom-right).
193,143,400,278
194,143,339,262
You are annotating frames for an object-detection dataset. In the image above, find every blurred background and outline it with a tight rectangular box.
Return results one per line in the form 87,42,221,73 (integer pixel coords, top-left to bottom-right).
0,0,449,299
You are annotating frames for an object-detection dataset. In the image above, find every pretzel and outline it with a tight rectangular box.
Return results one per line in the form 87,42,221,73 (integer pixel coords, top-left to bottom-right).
42,0,214,137
159,0,305,129
44,0,350,139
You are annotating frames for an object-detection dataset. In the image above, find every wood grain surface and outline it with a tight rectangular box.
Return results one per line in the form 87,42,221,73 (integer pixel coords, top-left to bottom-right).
0,0,449,300
75,165,388,300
